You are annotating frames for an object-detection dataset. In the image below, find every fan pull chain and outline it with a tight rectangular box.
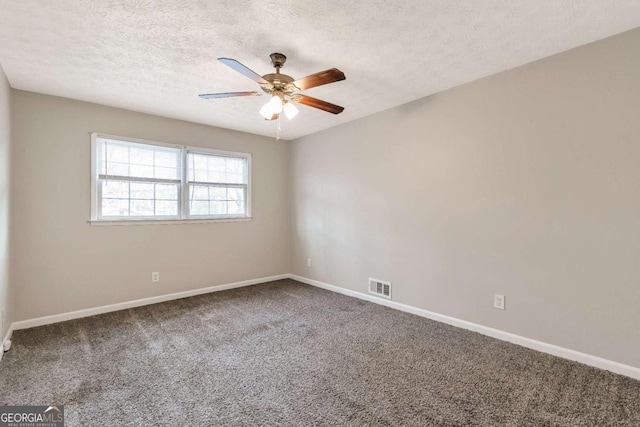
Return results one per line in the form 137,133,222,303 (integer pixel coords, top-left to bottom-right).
276,115,282,141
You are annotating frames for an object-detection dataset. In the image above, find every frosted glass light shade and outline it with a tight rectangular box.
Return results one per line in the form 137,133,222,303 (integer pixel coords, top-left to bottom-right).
269,95,283,113
283,101,299,119
259,102,275,119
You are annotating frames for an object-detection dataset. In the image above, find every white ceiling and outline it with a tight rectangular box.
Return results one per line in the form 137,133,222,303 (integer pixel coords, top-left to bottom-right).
1,1,639,141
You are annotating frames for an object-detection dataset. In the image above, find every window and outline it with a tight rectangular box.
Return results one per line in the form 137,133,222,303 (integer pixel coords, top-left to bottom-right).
90,133,251,223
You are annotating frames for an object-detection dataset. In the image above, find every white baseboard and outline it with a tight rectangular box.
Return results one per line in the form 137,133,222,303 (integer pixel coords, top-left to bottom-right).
289,274,640,381
2,324,12,345
11,274,289,331
1,323,13,362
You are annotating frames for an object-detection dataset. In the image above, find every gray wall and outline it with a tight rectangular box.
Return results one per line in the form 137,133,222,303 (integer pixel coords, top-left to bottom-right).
11,91,290,321
291,29,640,368
0,64,11,339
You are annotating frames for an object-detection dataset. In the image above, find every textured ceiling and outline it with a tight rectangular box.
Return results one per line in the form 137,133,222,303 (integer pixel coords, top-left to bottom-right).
1,1,639,140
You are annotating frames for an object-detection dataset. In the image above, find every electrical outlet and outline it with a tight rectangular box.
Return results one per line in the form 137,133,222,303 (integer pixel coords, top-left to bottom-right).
494,294,505,310
151,272,160,283
307,258,312,267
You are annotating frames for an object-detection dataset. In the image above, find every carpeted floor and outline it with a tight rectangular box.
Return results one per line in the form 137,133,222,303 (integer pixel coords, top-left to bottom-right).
0,279,639,426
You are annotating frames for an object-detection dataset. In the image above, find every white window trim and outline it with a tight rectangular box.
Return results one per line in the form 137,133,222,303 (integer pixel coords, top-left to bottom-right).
89,132,252,225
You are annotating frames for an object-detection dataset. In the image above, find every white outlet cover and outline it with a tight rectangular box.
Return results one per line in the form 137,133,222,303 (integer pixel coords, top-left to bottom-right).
494,294,505,310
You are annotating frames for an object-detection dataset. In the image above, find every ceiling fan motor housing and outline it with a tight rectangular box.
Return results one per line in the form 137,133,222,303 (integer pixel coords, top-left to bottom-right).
261,73,295,93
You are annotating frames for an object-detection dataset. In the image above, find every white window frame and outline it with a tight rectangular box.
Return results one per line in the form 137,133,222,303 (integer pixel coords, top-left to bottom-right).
90,132,252,225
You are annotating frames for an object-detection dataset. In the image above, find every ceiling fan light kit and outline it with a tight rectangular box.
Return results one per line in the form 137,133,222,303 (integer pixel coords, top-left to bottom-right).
199,52,345,123
259,94,283,118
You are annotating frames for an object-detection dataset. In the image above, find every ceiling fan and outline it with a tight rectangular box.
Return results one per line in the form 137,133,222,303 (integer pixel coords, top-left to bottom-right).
199,53,345,121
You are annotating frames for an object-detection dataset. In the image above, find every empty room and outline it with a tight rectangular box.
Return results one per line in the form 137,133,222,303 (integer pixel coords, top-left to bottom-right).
1,1,639,426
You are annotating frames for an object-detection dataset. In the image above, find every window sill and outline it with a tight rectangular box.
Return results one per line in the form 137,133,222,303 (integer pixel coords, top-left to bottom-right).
88,217,253,226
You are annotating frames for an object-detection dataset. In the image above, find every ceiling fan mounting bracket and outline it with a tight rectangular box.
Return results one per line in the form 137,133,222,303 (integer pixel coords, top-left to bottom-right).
269,53,287,69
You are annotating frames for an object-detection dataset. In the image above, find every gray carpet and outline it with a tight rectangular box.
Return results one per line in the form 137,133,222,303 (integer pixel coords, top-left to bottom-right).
0,279,638,426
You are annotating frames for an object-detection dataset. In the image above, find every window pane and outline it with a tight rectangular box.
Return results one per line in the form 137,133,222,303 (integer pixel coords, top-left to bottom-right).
106,144,128,163
192,154,208,169
130,182,154,199
155,166,178,180
155,151,177,167
187,152,247,184
131,199,154,216
130,147,154,166
190,185,209,201
210,201,227,215
190,201,209,215
102,181,129,199
227,187,245,201
187,183,247,217
99,179,179,219
99,138,180,180
130,164,154,178
227,201,245,215
226,158,244,173
207,171,225,183
209,156,226,172
210,187,227,201
102,198,129,216
192,169,208,182
156,184,177,200
156,200,178,216
228,174,244,184
106,162,129,176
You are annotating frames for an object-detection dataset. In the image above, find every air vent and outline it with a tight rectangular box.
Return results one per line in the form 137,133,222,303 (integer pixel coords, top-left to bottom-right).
369,278,392,299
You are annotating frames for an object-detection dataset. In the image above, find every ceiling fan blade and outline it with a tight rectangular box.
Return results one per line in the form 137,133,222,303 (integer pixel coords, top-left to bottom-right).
218,58,270,85
199,92,261,99
290,68,345,92
291,95,344,114
264,113,279,121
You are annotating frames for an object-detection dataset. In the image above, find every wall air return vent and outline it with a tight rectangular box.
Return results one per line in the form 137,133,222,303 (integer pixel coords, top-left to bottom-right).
369,278,392,300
